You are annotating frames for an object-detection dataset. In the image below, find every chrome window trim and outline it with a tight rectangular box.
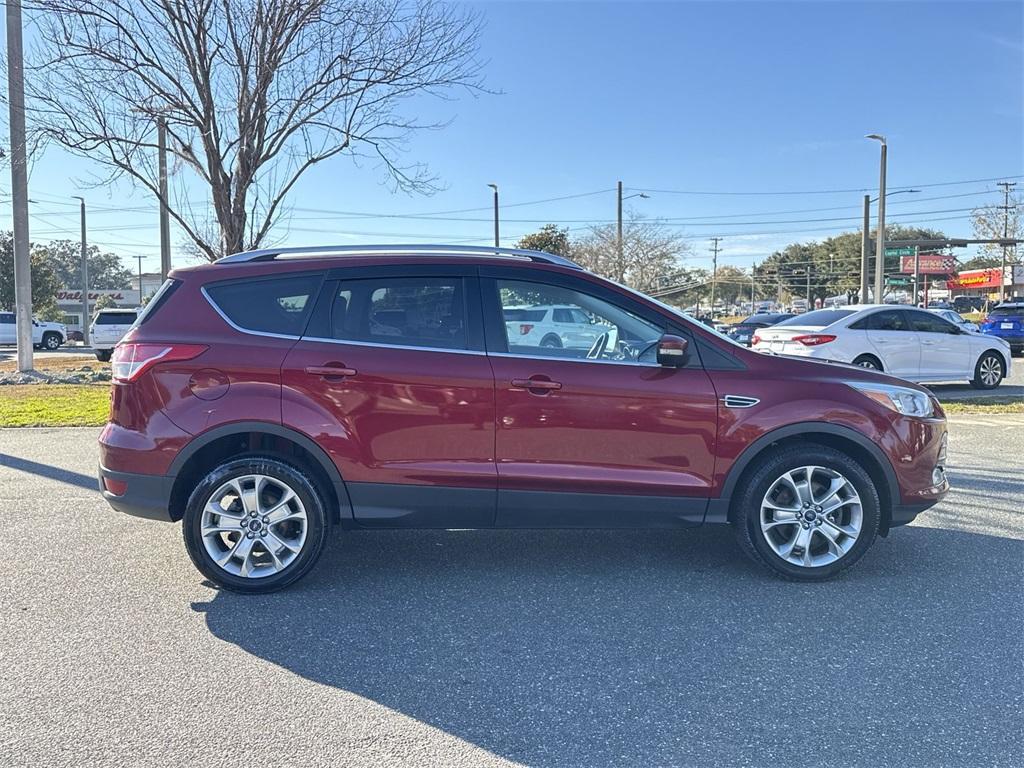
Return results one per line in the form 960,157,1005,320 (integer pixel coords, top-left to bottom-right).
489,351,663,369
300,335,484,356
201,286,304,341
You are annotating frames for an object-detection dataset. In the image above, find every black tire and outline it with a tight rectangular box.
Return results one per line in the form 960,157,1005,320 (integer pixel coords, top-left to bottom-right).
540,334,562,348
970,351,1005,390
182,456,329,594
95,350,112,362
42,332,62,350
851,354,882,371
732,445,880,581
1010,346,1022,358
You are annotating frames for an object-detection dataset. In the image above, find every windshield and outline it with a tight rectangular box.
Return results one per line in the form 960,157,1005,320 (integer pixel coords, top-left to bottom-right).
776,308,857,327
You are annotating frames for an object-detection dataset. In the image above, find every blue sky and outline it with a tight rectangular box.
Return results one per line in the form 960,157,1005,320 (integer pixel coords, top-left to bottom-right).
5,0,1023,273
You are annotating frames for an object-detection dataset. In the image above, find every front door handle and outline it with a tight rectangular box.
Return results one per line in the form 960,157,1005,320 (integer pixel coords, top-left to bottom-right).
511,377,562,393
305,364,357,379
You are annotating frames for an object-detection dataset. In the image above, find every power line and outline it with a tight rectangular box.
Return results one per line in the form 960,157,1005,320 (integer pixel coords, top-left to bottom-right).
628,174,1024,197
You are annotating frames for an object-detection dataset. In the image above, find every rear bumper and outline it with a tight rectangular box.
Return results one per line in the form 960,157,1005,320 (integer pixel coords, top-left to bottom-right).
98,465,174,522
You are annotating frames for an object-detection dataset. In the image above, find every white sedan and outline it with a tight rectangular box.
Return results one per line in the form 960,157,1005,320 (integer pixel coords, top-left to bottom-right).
751,305,1012,389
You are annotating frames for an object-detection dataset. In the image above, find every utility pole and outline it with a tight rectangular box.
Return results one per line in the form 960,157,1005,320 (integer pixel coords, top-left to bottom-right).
617,181,624,284
72,196,90,345
158,118,171,279
751,262,756,310
806,266,812,305
487,183,499,249
6,0,33,372
861,194,871,303
709,237,722,318
912,246,920,306
867,135,887,305
138,255,144,305
997,181,1017,301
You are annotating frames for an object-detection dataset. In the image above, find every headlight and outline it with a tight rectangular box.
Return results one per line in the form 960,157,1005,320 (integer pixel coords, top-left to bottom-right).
847,382,935,418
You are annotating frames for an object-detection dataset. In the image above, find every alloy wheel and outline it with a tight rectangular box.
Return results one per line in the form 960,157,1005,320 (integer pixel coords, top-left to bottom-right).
979,356,1002,387
759,465,863,568
200,474,308,578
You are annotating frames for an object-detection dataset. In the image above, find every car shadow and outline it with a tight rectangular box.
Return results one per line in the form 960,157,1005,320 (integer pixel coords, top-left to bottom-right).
0,452,97,490
194,526,1023,767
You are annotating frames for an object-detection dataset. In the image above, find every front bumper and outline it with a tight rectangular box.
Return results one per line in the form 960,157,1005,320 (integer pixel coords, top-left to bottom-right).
98,465,174,522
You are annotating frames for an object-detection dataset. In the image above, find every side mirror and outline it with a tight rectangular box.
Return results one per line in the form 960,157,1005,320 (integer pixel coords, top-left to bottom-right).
657,334,689,367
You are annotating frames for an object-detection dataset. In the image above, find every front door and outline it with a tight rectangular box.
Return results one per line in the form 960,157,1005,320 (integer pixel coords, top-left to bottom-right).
282,267,496,527
866,309,921,378
482,270,718,528
906,309,969,380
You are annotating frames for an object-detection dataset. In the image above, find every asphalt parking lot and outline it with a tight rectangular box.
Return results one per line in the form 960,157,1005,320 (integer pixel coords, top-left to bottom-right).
1,419,1022,768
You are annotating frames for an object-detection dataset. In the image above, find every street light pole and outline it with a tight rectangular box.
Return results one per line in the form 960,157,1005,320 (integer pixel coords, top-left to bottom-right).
72,196,90,345
6,0,33,372
487,183,499,249
861,194,871,303
867,134,887,304
617,181,624,283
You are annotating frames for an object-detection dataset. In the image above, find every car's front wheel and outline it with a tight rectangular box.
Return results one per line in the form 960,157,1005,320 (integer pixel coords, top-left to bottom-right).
733,446,880,581
182,457,328,593
42,332,62,350
95,349,112,362
971,351,1004,390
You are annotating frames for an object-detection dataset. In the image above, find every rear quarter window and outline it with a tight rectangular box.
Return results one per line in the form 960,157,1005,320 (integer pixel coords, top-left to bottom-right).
205,274,322,336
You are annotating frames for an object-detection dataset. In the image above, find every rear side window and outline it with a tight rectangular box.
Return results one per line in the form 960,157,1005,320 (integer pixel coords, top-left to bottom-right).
867,310,908,331
95,312,137,325
206,274,321,336
327,276,467,350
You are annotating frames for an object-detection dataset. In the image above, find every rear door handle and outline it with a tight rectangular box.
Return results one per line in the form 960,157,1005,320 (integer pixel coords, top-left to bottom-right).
305,365,357,378
511,378,562,392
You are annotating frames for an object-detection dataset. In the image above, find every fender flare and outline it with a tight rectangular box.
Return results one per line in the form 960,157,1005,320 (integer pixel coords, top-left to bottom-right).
710,421,900,524
166,420,353,520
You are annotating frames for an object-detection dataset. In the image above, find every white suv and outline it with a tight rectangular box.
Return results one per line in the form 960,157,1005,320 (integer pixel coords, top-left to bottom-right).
0,312,67,350
90,308,139,361
503,304,610,350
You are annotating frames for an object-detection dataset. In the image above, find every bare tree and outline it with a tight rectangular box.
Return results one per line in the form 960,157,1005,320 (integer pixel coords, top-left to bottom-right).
972,190,1020,264
572,216,692,293
26,0,485,260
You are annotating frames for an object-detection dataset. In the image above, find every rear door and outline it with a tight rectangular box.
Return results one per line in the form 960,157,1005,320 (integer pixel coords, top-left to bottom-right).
865,309,921,378
481,268,718,527
281,265,496,527
906,309,969,380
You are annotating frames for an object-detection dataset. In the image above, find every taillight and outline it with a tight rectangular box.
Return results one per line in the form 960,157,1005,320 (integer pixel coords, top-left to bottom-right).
111,343,207,383
519,324,534,335
751,334,762,345
792,334,837,346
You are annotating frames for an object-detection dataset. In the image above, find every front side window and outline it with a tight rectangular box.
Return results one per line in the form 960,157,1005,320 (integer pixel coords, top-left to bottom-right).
908,311,956,334
328,276,466,351
206,274,321,336
495,278,661,363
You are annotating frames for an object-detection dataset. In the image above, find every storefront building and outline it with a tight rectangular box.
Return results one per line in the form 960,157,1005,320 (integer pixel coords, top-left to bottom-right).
947,265,1024,301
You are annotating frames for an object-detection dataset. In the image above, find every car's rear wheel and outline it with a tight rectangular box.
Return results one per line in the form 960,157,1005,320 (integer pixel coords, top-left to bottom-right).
970,351,1004,390
540,334,562,348
182,457,328,593
95,350,112,362
42,332,62,350
733,446,880,581
852,354,882,371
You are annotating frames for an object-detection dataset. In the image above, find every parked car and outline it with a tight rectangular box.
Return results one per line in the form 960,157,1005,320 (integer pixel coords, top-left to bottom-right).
929,308,979,334
789,298,809,315
99,245,949,592
0,312,67,350
980,301,1024,356
502,304,610,350
751,305,1011,389
90,308,139,362
727,313,795,346
952,295,985,314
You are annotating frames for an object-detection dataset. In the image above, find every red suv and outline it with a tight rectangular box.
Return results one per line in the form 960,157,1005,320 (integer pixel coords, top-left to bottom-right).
98,245,949,592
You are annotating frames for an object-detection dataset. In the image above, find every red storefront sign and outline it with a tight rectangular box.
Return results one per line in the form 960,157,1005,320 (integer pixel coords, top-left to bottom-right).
946,269,1003,290
900,253,957,274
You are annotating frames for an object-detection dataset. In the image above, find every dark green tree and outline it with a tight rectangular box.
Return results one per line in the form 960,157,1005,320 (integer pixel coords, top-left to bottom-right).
33,240,133,289
517,225,572,257
0,232,63,314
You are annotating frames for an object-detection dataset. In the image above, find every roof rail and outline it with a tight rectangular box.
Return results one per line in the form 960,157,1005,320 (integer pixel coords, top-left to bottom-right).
217,243,582,270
